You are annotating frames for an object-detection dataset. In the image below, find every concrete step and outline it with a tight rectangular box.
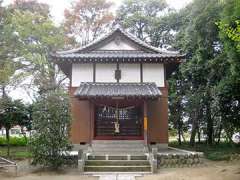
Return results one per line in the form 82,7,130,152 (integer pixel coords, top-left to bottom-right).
91,148,147,152
87,155,148,160
91,141,147,153
84,165,151,172
91,144,146,148
92,140,145,144
85,160,150,166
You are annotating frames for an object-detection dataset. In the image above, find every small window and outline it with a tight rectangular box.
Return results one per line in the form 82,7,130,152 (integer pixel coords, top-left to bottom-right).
80,142,86,145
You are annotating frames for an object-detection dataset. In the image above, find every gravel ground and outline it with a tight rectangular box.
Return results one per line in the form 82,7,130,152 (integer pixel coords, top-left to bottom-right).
1,160,240,180
137,160,240,180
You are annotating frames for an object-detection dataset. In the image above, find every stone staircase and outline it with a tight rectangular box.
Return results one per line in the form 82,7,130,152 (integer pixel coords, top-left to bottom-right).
90,140,148,155
84,155,151,172
84,140,151,172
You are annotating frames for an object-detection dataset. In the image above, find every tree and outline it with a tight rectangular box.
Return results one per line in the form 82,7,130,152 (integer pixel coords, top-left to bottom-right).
219,20,240,51
0,2,25,98
218,0,240,52
0,98,27,156
168,0,225,146
11,0,50,17
1,1,60,99
30,90,72,169
168,71,185,145
117,0,174,47
216,0,240,141
64,0,114,47
9,8,66,95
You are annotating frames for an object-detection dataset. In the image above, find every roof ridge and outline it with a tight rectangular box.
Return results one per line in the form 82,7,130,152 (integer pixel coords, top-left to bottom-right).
55,27,180,55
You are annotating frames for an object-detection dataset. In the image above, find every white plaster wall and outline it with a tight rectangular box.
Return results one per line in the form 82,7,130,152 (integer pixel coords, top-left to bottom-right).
142,63,165,87
72,63,93,86
99,39,137,50
119,63,140,82
96,63,116,82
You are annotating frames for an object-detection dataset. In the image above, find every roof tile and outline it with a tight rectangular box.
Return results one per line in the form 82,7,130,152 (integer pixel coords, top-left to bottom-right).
74,82,161,99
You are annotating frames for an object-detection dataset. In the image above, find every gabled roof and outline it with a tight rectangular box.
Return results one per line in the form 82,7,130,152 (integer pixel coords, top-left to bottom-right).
51,27,184,77
74,82,161,99
56,27,176,54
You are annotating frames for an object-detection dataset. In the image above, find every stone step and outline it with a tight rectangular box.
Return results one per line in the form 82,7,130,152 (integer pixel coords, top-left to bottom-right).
89,152,148,156
85,160,150,166
87,155,148,160
84,165,151,172
91,148,147,152
91,144,146,148
91,140,145,144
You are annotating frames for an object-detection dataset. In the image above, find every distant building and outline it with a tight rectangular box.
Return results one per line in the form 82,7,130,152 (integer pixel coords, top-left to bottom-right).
0,126,31,137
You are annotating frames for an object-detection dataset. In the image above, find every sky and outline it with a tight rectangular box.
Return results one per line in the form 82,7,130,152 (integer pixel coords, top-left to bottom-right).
3,0,192,102
3,0,192,24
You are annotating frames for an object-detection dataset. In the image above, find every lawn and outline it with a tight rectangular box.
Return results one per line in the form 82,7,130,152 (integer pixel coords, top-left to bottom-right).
170,141,240,161
0,146,32,159
1,142,239,161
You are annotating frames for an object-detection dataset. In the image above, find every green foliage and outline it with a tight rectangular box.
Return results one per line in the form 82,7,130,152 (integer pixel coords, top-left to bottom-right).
169,129,177,137
218,0,240,52
0,97,29,156
1,2,65,97
30,90,72,169
0,146,31,159
0,136,28,146
170,141,240,161
219,20,240,51
0,3,25,95
167,0,240,146
0,98,28,130
117,0,174,47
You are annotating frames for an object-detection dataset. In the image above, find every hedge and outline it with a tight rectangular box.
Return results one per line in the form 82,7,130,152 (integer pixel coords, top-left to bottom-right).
0,136,28,146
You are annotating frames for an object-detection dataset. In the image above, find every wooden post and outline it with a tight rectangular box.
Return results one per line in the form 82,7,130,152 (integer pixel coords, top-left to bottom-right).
143,101,148,145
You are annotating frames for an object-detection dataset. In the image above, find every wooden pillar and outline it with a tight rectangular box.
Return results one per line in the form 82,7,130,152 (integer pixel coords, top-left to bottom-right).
143,101,148,145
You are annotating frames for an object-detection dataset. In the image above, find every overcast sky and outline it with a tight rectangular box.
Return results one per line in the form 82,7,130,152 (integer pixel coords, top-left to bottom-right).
3,0,192,102
4,0,192,24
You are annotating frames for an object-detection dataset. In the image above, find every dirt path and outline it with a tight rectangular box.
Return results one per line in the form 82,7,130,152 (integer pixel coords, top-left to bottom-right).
1,160,240,180
1,174,97,180
138,160,240,180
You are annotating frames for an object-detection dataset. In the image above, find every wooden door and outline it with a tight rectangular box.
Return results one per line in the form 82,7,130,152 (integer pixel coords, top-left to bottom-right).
94,105,143,139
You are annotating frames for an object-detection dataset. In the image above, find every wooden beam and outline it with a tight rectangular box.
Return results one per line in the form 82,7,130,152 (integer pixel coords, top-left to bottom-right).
143,101,148,145
93,63,96,82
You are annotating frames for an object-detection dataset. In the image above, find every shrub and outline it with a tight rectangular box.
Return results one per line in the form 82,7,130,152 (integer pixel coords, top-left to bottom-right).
0,136,28,146
30,90,72,169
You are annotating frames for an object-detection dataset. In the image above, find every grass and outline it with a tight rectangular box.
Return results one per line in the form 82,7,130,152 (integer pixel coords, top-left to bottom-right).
170,141,240,161
0,141,239,162
0,146,32,159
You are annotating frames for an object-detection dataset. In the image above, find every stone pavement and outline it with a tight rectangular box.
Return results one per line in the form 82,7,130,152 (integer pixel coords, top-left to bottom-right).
94,174,142,180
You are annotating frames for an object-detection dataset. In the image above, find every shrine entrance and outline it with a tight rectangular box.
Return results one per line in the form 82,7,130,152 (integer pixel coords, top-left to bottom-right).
94,100,143,140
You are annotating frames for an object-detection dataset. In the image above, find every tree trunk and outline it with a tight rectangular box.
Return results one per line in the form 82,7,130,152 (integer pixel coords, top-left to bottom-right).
21,126,28,143
181,130,186,142
198,128,201,143
6,128,10,157
204,89,214,145
190,110,198,146
217,124,222,144
177,117,182,145
206,102,213,145
1,85,6,98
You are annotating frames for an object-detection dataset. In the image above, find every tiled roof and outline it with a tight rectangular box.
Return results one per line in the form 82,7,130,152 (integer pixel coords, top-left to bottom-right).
52,51,183,63
56,27,170,54
51,27,184,62
74,82,161,99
